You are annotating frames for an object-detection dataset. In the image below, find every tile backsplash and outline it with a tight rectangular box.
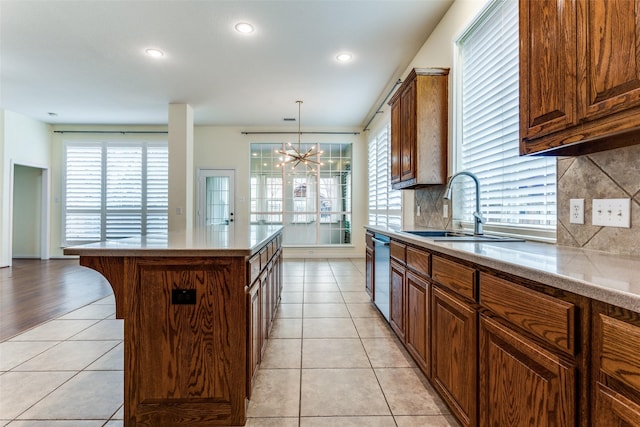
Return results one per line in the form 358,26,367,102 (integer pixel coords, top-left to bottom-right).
557,144,640,256
414,144,640,256
413,185,451,230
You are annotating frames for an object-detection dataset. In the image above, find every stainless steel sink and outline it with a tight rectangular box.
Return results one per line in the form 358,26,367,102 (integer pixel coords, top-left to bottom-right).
402,230,524,242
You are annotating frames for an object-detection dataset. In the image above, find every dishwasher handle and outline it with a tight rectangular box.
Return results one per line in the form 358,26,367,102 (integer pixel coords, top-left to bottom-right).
372,237,390,246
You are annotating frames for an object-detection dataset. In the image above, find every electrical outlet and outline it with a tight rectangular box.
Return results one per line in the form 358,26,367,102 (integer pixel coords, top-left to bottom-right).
592,198,631,228
443,204,448,218
569,199,584,224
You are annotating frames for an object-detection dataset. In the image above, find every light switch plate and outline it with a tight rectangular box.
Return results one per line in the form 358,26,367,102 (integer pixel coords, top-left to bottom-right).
569,199,584,224
592,198,631,228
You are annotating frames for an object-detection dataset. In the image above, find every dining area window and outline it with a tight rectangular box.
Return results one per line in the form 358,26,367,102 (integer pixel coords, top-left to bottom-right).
250,142,352,245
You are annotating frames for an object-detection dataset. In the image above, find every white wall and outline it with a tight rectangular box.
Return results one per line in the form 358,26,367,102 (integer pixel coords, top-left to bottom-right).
0,110,51,266
365,0,490,224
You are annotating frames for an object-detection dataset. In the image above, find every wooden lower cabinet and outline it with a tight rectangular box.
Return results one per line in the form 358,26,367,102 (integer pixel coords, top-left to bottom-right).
593,302,640,426
247,280,261,397
127,257,247,426
431,286,477,427
405,271,429,376
365,247,374,297
595,383,640,426
479,315,576,427
247,247,282,401
389,260,406,340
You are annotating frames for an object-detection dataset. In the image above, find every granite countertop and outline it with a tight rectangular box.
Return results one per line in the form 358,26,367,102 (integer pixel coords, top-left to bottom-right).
366,224,640,312
63,224,283,258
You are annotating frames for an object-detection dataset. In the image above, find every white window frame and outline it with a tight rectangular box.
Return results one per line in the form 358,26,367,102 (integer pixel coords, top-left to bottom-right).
453,0,556,242
250,142,352,246
62,139,168,246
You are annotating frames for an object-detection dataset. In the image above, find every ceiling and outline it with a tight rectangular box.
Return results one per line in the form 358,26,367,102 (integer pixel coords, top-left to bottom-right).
1,0,452,128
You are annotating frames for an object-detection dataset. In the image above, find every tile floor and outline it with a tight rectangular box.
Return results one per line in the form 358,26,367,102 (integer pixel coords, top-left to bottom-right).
0,258,459,427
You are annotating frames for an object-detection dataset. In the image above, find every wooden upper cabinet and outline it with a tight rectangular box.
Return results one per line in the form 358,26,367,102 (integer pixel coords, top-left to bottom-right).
389,68,448,189
390,97,402,183
519,0,578,141
400,79,417,183
520,0,640,156
580,0,640,121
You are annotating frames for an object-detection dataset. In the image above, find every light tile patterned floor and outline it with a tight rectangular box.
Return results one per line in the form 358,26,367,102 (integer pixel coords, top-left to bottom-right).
0,258,459,427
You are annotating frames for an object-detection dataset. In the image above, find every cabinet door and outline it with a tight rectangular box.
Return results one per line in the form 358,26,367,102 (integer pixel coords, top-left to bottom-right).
128,257,246,425
580,0,640,121
365,247,374,298
479,315,576,427
593,306,640,425
400,79,416,183
595,382,640,426
519,0,578,142
406,271,429,376
247,282,261,398
260,271,269,356
390,100,401,184
389,260,405,340
431,286,477,427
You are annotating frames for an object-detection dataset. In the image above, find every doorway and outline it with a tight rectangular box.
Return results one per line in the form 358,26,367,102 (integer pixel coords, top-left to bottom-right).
197,169,235,231
11,163,50,262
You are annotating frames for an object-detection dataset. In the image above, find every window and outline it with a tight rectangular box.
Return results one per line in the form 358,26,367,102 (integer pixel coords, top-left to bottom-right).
456,0,556,239
63,141,168,245
367,123,401,229
250,142,352,245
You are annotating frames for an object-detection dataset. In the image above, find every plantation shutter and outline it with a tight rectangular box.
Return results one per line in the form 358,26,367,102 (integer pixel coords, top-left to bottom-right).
63,141,168,245
368,124,401,228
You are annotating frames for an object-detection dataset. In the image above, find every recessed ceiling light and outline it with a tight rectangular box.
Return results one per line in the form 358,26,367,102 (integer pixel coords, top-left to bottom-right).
145,48,164,58
336,52,353,63
235,22,254,34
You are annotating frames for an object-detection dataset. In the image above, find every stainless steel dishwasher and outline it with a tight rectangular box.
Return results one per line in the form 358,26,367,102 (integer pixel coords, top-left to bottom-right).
372,234,390,321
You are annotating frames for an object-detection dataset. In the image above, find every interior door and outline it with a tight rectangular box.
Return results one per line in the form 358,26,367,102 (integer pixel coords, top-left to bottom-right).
197,169,235,230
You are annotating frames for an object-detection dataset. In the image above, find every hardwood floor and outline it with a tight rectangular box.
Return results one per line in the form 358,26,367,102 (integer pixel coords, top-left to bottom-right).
0,258,112,341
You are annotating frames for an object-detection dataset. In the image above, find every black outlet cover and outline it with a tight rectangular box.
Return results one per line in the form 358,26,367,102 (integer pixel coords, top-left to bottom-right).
172,289,196,305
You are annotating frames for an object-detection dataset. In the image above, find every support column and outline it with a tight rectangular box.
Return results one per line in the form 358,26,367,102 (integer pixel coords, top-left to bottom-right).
168,103,194,232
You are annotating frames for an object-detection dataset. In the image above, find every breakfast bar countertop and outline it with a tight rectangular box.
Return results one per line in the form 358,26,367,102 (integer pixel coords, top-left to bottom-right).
63,224,283,258
366,224,640,312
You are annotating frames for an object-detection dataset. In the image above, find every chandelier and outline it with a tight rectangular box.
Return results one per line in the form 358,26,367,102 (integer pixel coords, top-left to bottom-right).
276,100,323,172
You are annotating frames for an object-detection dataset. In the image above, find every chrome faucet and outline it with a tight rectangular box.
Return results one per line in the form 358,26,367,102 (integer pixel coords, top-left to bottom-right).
443,171,486,235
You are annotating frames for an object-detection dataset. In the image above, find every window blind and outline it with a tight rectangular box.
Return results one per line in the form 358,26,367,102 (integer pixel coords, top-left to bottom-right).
63,141,168,245
457,0,556,236
368,124,401,228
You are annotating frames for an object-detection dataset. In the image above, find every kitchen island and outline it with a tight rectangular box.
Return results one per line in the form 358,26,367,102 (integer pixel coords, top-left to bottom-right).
64,225,283,427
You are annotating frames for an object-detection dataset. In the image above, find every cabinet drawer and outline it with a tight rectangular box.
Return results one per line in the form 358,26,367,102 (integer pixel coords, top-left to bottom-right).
249,254,260,285
432,256,475,301
366,232,374,250
390,241,406,263
480,273,576,354
267,240,274,260
260,248,268,270
600,314,640,393
406,246,430,277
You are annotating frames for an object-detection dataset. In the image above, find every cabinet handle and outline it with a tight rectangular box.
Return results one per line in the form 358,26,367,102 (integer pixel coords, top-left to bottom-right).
372,237,390,246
